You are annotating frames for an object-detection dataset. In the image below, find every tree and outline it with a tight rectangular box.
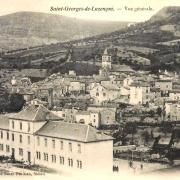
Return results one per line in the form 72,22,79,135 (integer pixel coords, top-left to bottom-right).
141,130,150,145
113,126,128,145
159,121,173,137
0,86,9,113
157,107,162,116
7,93,25,112
149,110,155,117
124,123,137,145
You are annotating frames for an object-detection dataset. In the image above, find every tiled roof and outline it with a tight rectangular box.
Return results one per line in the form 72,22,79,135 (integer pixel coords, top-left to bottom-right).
88,104,117,108
9,105,60,121
169,89,180,93
165,100,178,104
159,137,171,145
63,102,87,110
130,82,149,87
94,76,110,82
35,121,114,143
103,48,109,55
156,79,172,82
111,65,134,72
0,115,9,130
150,87,161,92
101,84,121,91
76,111,90,115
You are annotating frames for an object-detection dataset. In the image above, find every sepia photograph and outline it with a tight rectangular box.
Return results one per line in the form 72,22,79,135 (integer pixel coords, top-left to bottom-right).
0,0,180,179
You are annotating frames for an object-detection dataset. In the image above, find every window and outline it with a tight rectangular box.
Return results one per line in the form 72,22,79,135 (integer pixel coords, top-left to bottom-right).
36,151,41,160
44,138,47,147
12,133,14,141
37,137,40,146
54,94,58,99
19,135,22,143
43,153,48,161
69,142,72,152
19,148,23,156
96,92,99,96
7,132,9,140
62,114,65,117
103,93,106,97
68,158,73,167
0,144,4,151
27,123,30,132
52,140,55,148
77,160,82,169
20,122,22,130
6,145,10,153
0,131,3,139
134,92,138,98
79,161,82,169
60,141,63,150
77,144,81,153
28,136,30,144
12,121,14,129
51,155,56,163
79,119,85,124
59,156,64,165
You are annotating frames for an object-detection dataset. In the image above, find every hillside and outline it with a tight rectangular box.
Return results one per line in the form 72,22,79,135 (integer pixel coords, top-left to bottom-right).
0,6,180,78
134,6,180,41
87,6,180,46
67,6,180,73
0,11,129,50
150,6,180,23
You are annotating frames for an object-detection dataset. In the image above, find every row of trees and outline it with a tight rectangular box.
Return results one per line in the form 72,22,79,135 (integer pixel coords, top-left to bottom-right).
113,121,174,146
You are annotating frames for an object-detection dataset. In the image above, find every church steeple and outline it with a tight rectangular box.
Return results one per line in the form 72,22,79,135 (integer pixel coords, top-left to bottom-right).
103,48,108,55
102,48,111,70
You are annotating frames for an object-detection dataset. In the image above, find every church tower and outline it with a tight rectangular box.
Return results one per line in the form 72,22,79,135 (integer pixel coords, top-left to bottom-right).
102,48,111,70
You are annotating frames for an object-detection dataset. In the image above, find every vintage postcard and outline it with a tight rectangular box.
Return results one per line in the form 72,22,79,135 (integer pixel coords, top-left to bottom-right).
0,0,180,179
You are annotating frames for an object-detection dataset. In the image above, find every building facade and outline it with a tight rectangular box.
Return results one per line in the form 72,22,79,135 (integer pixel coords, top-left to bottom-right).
129,82,150,105
165,101,180,121
89,83,121,105
75,111,100,128
0,105,113,174
87,105,117,125
155,80,173,93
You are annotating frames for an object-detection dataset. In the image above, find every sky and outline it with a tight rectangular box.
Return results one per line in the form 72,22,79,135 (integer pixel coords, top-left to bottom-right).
0,0,180,22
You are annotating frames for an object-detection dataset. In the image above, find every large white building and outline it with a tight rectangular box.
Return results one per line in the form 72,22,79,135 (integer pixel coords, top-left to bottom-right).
0,105,113,174
75,111,100,128
129,82,150,105
165,100,180,121
169,89,180,101
155,79,173,93
89,83,121,104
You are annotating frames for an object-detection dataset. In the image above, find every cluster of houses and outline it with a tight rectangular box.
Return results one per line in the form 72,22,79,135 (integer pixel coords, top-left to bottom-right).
11,48,180,124
2,47,179,173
